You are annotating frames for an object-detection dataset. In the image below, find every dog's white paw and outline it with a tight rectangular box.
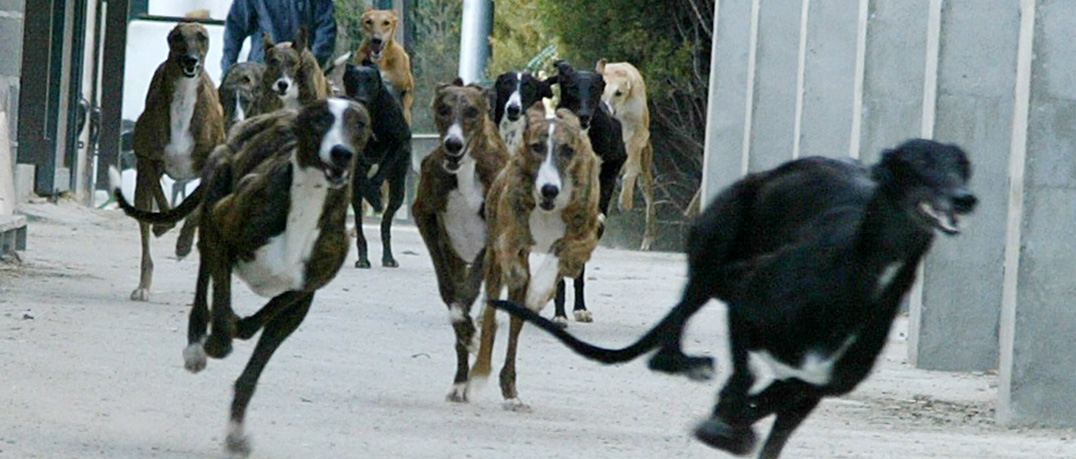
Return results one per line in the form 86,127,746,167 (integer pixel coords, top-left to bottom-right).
183,342,207,373
573,310,593,323
552,316,569,328
225,421,251,458
129,288,150,302
502,398,532,413
446,383,469,403
108,166,123,193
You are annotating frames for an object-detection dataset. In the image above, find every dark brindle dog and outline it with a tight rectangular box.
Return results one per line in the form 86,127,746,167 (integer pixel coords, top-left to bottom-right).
545,60,628,326
219,61,265,130
127,21,225,301
112,98,370,457
491,140,976,458
343,62,412,268
412,79,509,402
255,29,331,115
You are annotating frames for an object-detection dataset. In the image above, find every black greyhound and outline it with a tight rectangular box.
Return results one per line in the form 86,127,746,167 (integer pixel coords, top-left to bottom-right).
546,60,628,326
343,62,412,268
491,139,976,458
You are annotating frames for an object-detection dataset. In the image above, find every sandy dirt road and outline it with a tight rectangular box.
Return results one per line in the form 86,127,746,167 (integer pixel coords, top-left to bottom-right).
1,200,1074,458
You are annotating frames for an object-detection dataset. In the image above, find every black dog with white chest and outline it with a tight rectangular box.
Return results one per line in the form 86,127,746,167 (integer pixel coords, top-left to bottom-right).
490,139,977,458
491,70,553,154
343,61,412,268
545,60,628,326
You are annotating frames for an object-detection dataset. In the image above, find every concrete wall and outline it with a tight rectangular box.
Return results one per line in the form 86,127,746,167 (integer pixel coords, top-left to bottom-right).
700,0,1076,428
0,0,23,144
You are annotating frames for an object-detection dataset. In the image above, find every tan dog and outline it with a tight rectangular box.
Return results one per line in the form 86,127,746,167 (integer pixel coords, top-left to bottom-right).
596,59,656,250
255,29,330,115
472,105,601,410
412,79,509,402
353,9,415,125
128,22,225,301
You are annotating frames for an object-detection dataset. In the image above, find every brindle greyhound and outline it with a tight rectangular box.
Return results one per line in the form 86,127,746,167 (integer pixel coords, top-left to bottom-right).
412,79,509,402
127,21,225,301
112,98,370,457
472,104,602,411
255,29,330,115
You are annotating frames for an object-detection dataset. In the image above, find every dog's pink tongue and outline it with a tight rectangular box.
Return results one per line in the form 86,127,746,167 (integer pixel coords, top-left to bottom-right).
371,42,383,54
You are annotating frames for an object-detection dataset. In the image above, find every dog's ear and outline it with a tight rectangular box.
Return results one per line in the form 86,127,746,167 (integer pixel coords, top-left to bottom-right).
595,59,607,74
451,77,464,87
262,32,274,52
553,60,574,76
295,27,310,51
554,108,582,130
525,102,546,126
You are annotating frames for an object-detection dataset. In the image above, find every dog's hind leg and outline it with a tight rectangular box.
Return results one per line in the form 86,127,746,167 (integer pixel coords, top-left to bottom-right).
226,291,314,457
184,259,211,373
499,287,530,412
175,207,199,259
130,165,159,301
694,315,757,456
379,161,408,268
639,142,656,251
571,267,591,322
204,261,238,359
235,291,307,340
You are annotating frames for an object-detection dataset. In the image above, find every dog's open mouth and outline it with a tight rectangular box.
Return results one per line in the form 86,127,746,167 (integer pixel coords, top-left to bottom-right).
183,67,199,78
442,156,462,173
369,40,384,59
325,166,349,187
917,201,963,235
538,198,556,211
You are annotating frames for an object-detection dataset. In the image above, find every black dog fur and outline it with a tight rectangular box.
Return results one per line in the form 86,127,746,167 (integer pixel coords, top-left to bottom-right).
491,70,554,153
490,139,977,458
547,60,628,325
343,62,412,268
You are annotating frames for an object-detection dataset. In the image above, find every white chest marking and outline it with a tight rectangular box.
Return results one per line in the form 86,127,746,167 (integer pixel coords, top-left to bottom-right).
163,77,198,180
747,336,857,395
528,209,565,254
234,90,246,122
876,261,904,297
236,156,328,298
443,156,487,262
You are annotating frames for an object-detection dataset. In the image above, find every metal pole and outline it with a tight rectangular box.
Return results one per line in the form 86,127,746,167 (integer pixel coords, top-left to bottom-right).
458,0,491,84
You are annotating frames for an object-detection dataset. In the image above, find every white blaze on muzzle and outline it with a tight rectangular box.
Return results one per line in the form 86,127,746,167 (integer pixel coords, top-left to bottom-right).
536,123,562,199
445,123,464,153
321,99,351,165
505,73,523,117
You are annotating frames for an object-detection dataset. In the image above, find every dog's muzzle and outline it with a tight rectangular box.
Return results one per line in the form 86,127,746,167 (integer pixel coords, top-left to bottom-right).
179,55,201,78
506,104,522,121
275,80,290,96
917,190,977,235
538,184,559,211
325,145,354,187
442,136,465,172
369,38,384,58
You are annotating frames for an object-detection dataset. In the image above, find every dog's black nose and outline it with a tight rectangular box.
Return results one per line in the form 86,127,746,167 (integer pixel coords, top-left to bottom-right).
180,55,199,71
952,190,977,213
540,184,559,200
577,114,591,129
506,104,521,120
444,137,464,155
277,80,289,92
330,146,353,168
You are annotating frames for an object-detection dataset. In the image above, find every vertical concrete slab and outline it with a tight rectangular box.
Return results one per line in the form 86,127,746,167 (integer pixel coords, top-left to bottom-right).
910,0,1018,372
747,0,800,172
797,0,858,159
1000,0,1076,428
700,0,756,205
858,0,930,164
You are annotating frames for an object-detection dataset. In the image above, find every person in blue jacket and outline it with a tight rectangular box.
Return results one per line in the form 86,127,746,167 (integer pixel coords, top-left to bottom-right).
220,0,337,77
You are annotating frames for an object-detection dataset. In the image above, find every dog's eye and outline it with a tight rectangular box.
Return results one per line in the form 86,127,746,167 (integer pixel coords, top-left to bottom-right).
559,145,574,158
365,19,373,25
463,107,480,119
436,105,451,117
530,142,545,155
382,21,390,26
614,90,623,97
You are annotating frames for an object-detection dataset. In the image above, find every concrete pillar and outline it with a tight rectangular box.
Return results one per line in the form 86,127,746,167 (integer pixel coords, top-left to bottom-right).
999,0,1076,428
857,0,930,165
747,0,799,172
699,0,756,205
796,0,860,159
909,0,1019,372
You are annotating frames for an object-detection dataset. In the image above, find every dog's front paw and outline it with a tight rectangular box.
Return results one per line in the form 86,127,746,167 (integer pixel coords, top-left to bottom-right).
382,256,399,268
183,342,207,373
552,315,569,328
225,421,251,458
130,288,150,302
151,222,174,238
502,398,532,413
693,418,756,456
355,258,372,269
446,383,469,403
573,310,593,323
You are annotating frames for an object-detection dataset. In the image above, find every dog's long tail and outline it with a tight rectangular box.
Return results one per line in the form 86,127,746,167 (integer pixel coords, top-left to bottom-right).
489,299,680,364
109,167,203,225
